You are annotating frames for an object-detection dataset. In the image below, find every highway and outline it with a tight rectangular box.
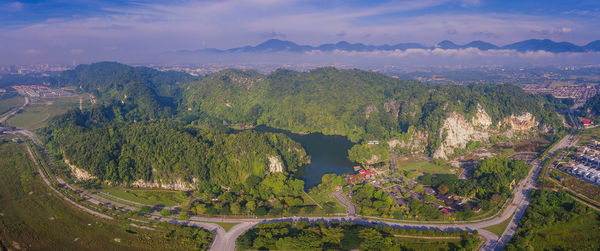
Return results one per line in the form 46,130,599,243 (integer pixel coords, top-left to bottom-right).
7,122,576,251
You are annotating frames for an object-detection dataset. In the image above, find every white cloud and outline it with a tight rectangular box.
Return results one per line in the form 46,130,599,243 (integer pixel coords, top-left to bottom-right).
0,0,599,64
532,27,573,35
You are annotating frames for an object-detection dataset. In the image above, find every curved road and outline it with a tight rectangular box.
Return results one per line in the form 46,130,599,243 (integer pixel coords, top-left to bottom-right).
11,125,574,251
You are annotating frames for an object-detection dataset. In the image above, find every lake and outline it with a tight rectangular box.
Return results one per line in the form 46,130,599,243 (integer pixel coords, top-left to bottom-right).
253,125,356,189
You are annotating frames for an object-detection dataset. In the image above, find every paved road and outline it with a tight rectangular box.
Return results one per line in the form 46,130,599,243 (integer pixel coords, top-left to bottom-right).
11,126,576,251
331,190,356,217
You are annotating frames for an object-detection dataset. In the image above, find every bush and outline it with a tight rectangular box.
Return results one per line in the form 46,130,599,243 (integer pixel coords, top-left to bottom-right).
139,206,152,214
160,208,172,217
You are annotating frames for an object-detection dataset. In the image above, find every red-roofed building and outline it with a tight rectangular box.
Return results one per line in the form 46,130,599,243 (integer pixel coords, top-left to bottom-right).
582,119,592,125
440,208,451,215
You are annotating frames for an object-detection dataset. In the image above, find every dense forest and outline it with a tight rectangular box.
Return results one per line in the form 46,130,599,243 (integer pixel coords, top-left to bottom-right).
237,221,480,250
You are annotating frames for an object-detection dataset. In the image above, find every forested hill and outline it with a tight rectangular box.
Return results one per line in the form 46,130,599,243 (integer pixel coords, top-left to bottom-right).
57,62,196,96
61,62,199,118
582,94,600,122
182,67,564,145
42,106,309,193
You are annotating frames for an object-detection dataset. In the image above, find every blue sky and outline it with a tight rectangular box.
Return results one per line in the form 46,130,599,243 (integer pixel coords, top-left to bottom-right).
1,0,599,64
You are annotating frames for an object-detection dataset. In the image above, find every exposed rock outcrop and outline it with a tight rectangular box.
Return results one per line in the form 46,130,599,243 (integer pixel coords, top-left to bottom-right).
388,129,428,154
433,106,541,159
503,112,538,131
472,105,492,128
365,104,378,119
131,178,197,191
433,112,489,159
64,159,96,181
384,100,400,118
268,155,284,173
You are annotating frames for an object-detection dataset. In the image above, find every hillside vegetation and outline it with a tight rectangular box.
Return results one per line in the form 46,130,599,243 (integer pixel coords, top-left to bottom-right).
42,107,309,189
182,67,563,155
0,137,213,251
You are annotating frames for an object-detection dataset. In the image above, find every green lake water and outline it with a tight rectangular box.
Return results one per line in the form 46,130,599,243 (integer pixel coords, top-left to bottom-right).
253,125,356,188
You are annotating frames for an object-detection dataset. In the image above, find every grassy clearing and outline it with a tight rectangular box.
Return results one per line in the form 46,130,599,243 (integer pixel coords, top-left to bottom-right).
202,222,239,231
7,96,85,130
482,213,513,236
395,160,452,178
306,190,346,215
579,127,600,145
99,188,189,207
0,137,212,250
528,212,600,250
550,169,600,202
0,95,23,115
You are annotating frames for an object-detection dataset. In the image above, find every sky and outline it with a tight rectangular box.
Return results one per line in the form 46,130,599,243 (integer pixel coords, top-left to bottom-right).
1,0,600,65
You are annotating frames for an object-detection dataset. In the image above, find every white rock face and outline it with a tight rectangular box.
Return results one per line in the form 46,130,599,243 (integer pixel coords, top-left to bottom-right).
503,112,538,131
472,105,492,128
433,111,489,159
64,159,96,181
388,129,428,154
268,155,284,173
131,178,195,191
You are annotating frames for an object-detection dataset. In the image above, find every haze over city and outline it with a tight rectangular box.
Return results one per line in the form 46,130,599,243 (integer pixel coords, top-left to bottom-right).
2,0,600,66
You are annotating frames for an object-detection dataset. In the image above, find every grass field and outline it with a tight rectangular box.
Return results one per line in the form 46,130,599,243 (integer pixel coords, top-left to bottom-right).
528,212,600,250
0,95,23,115
482,213,513,236
579,127,600,145
202,222,239,231
306,190,347,215
339,229,469,250
99,188,189,207
7,95,85,130
551,169,600,202
0,136,212,250
395,160,453,178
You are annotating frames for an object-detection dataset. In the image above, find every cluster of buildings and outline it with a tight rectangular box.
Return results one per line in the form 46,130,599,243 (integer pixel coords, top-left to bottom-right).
559,140,600,186
520,84,599,103
551,86,598,101
11,85,74,98
346,166,377,183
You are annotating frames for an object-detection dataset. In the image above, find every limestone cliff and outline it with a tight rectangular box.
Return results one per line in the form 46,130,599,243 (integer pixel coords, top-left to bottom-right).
433,111,490,159
432,106,540,159
503,112,538,131
388,129,428,154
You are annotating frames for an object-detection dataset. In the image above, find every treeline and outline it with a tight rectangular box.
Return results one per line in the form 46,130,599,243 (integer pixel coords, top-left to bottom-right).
183,67,564,155
420,157,530,211
41,106,309,192
237,221,479,251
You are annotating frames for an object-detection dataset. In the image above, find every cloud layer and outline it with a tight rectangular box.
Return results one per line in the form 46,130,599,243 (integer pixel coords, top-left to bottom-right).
0,0,599,65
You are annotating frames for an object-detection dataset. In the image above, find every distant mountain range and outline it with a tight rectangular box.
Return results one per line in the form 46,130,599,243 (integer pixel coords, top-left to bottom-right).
181,39,600,54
